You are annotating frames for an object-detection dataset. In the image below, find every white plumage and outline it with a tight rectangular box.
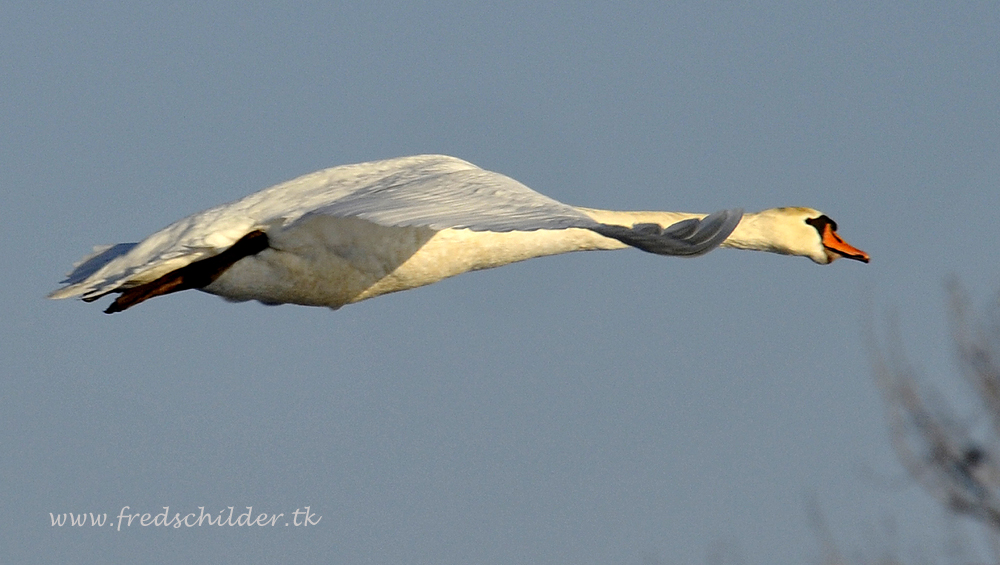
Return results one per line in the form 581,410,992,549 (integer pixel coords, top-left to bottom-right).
50,154,868,313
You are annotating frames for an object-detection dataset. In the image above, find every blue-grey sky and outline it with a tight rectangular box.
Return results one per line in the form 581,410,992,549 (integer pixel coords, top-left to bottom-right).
4,2,999,563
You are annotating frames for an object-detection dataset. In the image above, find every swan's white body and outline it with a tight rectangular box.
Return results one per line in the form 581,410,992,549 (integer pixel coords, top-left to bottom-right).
50,154,868,313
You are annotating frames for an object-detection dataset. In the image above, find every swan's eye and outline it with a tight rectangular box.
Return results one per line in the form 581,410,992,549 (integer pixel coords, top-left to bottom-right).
804,215,837,233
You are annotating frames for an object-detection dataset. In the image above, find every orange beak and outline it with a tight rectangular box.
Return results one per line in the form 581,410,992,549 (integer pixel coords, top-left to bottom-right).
820,223,869,263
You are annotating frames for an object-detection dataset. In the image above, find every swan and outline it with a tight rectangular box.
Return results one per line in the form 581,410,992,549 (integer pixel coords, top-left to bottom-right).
49,154,869,314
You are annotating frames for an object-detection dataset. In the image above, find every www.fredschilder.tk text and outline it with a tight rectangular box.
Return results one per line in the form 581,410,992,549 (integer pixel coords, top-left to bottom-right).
50,507,321,530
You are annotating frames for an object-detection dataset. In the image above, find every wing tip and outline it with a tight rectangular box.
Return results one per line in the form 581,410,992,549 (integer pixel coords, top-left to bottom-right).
590,207,743,257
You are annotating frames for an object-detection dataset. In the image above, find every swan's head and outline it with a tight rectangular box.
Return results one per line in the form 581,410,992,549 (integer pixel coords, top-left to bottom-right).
745,207,870,265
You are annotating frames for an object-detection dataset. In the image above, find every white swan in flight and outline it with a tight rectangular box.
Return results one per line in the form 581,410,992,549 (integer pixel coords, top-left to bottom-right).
50,154,869,314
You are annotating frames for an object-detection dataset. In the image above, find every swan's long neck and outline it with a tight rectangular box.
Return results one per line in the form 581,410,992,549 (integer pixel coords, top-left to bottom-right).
714,212,787,253
579,207,782,253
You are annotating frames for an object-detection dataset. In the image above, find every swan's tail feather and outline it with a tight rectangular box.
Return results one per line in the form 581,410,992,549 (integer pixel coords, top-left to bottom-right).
48,243,139,300
589,208,743,257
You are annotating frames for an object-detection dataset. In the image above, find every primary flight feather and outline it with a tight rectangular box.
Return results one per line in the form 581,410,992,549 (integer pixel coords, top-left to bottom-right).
50,154,868,313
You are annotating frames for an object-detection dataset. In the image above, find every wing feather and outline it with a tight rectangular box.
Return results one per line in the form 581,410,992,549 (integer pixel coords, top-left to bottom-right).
302,166,598,232
589,209,743,257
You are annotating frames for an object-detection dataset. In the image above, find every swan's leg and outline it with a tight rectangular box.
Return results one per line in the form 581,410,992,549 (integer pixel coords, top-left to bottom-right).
105,230,270,314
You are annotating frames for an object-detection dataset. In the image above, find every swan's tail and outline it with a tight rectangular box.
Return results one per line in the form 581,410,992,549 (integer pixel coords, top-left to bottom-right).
49,243,139,300
589,208,742,257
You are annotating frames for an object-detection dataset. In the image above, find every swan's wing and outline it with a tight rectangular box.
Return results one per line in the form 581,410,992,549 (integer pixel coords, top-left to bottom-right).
288,156,741,255
589,208,743,257
297,160,598,232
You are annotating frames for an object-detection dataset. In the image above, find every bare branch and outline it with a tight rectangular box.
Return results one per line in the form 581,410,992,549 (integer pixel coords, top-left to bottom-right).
871,285,1000,539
